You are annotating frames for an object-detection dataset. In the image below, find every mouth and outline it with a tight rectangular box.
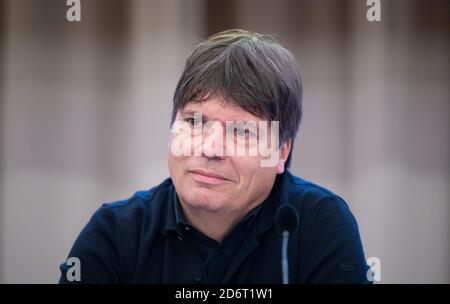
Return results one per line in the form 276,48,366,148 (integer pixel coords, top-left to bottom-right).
188,169,231,185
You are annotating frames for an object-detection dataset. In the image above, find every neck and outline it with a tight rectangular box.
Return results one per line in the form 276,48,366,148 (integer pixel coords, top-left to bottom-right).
179,201,262,243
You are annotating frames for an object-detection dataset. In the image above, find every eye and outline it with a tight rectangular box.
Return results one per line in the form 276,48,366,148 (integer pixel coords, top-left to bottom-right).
185,117,201,126
235,127,250,137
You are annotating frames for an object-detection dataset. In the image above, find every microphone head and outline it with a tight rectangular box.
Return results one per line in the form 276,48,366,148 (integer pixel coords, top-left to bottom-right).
275,204,299,234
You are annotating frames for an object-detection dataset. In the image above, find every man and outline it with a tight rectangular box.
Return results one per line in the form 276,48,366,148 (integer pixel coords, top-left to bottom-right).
59,29,370,283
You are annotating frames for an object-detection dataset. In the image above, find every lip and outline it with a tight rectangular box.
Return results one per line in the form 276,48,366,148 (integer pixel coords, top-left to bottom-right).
188,169,231,185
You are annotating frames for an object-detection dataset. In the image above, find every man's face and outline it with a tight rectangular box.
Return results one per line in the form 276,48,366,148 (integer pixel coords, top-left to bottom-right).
168,98,291,216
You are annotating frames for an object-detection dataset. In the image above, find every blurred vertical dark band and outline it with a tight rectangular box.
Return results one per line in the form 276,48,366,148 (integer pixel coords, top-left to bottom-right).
85,0,131,186
205,0,238,37
0,0,6,284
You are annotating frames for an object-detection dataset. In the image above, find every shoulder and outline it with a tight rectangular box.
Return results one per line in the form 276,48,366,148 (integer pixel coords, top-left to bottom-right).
91,177,174,231
281,172,369,283
281,171,357,230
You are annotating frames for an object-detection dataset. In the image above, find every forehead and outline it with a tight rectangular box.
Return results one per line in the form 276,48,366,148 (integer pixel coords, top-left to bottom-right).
180,98,266,123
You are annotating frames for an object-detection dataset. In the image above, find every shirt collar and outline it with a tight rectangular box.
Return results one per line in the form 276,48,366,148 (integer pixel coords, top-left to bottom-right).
160,172,288,236
173,190,263,229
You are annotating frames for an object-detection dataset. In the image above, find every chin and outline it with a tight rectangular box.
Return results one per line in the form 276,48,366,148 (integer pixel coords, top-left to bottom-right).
182,187,226,212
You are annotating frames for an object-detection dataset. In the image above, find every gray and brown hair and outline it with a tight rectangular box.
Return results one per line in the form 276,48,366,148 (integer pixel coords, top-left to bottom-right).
171,29,303,168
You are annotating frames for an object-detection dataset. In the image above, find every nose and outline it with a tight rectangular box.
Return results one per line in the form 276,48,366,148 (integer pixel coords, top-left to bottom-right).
199,122,227,160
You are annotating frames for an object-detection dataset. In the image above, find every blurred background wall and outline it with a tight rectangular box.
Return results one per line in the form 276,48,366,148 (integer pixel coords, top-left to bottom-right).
0,0,448,283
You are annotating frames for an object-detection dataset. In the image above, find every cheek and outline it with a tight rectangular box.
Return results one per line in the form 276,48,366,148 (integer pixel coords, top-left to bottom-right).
244,168,278,203
231,156,275,187
168,152,185,184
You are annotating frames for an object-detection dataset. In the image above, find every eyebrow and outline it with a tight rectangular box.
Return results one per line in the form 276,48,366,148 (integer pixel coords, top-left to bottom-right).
180,110,225,125
181,109,274,137
180,110,207,119
180,109,262,125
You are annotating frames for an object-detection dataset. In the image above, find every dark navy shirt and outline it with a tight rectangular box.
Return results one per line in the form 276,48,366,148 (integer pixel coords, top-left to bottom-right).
59,170,371,283
174,191,262,283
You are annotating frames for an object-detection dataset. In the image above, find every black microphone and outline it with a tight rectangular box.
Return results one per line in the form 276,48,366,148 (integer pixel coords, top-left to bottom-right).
275,204,299,284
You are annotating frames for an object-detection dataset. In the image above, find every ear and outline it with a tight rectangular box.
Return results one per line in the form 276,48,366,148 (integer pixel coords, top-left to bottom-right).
276,139,292,174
